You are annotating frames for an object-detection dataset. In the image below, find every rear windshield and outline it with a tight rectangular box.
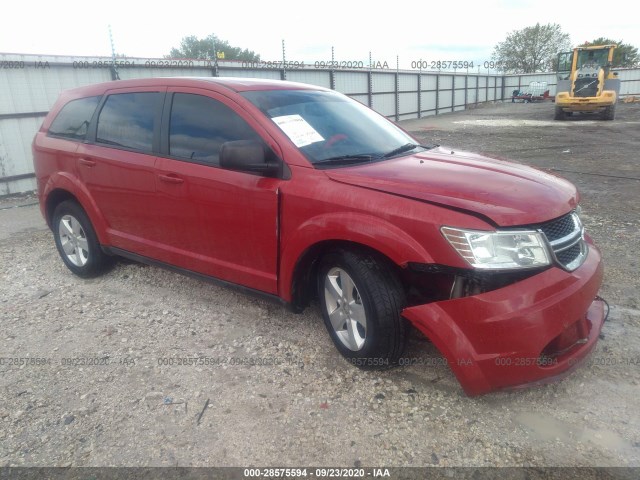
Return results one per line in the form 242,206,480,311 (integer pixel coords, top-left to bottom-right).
48,96,101,141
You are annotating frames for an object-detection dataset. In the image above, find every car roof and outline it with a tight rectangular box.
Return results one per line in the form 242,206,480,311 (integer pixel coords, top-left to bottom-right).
62,77,328,97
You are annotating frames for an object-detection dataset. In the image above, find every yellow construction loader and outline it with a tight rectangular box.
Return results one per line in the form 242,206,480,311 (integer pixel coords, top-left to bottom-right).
555,45,620,120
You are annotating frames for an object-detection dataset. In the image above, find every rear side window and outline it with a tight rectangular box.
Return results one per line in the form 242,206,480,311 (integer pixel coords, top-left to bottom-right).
48,96,100,141
169,93,260,165
96,92,161,153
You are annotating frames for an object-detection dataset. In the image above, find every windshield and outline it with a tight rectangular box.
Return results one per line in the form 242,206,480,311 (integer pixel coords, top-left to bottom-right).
241,89,425,166
576,49,610,70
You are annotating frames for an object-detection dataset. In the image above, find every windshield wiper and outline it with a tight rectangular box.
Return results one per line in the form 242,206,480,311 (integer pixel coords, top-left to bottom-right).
314,154,378,166
382,143,432,159
315,144,438,166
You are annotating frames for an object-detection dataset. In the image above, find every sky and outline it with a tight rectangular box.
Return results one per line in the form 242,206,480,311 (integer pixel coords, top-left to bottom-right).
2,0,639,70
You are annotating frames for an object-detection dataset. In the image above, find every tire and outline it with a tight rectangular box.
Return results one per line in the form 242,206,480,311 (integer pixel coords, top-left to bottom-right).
52,200,113,278
601,104,615,120
317,249,407,369
554,106,566,120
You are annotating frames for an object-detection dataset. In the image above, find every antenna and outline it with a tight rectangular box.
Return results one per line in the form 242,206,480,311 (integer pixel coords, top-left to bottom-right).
108,25,120,80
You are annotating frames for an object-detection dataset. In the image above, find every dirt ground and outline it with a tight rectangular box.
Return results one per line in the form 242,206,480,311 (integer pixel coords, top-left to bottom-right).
1,101,639,468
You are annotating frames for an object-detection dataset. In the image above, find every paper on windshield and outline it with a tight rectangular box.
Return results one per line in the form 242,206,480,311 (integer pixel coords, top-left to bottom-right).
272,115,324,147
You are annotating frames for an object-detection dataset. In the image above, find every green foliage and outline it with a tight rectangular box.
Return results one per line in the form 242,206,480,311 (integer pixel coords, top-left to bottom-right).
167,34,260,62
492,23,571,73
579,38,639,67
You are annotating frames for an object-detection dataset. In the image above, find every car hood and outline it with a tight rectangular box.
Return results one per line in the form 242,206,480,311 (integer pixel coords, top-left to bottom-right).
324,146,578,226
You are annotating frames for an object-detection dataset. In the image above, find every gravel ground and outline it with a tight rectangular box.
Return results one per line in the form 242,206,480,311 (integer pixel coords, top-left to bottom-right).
1,101,639,468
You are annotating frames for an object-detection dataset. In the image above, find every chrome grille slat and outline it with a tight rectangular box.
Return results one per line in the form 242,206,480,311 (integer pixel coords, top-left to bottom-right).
552,235,583,253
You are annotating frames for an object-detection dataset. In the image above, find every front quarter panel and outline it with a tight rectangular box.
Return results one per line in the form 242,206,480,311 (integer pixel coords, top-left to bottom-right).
278,166,493,301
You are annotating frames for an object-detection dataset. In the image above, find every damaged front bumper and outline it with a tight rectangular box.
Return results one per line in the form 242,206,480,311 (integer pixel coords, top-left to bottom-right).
402,240,605,396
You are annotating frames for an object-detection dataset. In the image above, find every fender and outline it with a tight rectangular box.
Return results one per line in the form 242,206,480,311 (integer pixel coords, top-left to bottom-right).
279,211,434,301
43,172,110,245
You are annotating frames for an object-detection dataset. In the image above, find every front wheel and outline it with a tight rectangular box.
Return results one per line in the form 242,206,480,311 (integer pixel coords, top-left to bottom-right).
554,106,566,120
601,104,615,120
317,250,407,369
52,200,114,278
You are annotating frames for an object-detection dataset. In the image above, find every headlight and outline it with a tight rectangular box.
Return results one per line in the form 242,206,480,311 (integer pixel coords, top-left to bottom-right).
441,227,551,270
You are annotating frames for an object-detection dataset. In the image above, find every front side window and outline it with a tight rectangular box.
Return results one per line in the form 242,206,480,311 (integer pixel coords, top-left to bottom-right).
169,93,261,165
48,96,101,141
556,52,573,73
96,92,161,152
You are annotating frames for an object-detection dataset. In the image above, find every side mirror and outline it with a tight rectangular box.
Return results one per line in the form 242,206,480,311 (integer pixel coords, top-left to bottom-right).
220,140,280,176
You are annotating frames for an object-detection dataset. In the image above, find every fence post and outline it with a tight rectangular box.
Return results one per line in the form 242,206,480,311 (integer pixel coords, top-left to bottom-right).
475,74,478,106
417,71,422,119
464,74,468,110
435,74,440,115
368,51,373,108
395,72,400,121
486,76,489,103
395,56,399,122
451,75,455,113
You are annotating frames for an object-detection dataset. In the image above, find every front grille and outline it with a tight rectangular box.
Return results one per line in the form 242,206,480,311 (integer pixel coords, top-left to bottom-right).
574,77,599,97
539,214,576,242
556,242,582,265
537,212,587,271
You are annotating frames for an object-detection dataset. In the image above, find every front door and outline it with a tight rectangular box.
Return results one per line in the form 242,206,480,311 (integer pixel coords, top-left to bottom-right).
153,89,283,294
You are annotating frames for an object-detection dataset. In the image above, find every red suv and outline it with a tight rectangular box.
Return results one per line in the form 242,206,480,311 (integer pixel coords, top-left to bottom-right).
33,77,605,395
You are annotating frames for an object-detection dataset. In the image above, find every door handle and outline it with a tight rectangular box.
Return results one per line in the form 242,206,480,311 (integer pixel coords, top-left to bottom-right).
78,158,96,167
158,174,184,184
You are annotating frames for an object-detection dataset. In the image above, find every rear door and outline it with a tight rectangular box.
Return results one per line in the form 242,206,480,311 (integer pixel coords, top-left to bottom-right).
77,87,165,256
153,88,283,294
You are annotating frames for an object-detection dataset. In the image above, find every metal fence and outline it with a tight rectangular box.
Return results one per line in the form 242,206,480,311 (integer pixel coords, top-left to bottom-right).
1,52,639,195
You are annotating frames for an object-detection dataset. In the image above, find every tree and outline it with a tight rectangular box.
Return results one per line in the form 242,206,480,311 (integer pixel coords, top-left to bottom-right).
579,38,639,67
492,23,571,73
167,34,260,62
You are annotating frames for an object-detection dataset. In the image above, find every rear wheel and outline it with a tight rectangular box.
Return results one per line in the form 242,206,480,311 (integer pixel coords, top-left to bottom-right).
317,250,407,369
53,200,113,278
601,104,616,120
554,106,566,120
